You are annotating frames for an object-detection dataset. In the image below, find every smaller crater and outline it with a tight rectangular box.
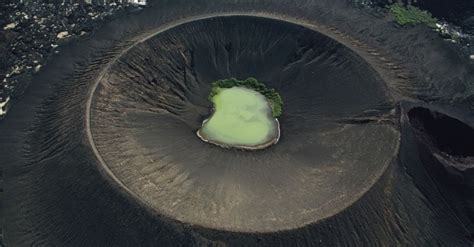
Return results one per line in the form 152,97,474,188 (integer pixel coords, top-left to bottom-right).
408,107,474,157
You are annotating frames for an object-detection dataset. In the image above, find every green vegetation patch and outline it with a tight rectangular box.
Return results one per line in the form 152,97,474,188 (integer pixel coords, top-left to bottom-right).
209,78,283,117
389,3,437,28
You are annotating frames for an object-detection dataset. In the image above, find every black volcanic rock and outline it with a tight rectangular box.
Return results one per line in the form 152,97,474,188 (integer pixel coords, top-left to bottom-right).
0,1,140,115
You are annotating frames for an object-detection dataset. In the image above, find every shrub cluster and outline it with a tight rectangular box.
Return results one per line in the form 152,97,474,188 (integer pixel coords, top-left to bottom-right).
209,77,283,117
389,3,437,28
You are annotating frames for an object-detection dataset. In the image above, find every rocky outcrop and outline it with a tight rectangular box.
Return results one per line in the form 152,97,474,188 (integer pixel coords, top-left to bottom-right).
0,1,143,119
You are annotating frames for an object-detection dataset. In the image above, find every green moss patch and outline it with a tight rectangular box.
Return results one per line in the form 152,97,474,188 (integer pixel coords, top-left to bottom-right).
389,3,437,28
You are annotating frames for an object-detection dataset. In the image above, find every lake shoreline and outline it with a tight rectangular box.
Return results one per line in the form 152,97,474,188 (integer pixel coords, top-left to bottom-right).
196,117,281,151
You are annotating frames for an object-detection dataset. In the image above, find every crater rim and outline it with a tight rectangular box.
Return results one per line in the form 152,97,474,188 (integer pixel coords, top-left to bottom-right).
85,13,399,233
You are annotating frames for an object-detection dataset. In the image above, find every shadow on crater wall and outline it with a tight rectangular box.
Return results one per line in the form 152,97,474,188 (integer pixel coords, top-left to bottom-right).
408,107,474,157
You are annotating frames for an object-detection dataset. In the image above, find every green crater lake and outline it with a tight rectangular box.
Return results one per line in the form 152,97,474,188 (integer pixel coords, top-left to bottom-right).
197,87,280,150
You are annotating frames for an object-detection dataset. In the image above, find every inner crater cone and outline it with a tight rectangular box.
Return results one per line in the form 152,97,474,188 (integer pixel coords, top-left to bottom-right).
89,16,399,232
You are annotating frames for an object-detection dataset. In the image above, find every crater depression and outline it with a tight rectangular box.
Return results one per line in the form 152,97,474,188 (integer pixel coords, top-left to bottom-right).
89,16,399,232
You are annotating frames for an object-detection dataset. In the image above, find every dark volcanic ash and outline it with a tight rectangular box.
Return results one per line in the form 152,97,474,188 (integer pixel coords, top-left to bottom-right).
0,0,473,246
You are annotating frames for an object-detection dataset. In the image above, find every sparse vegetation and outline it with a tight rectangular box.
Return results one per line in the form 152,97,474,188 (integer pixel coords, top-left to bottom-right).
389,3,437,28
209,78,283,117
